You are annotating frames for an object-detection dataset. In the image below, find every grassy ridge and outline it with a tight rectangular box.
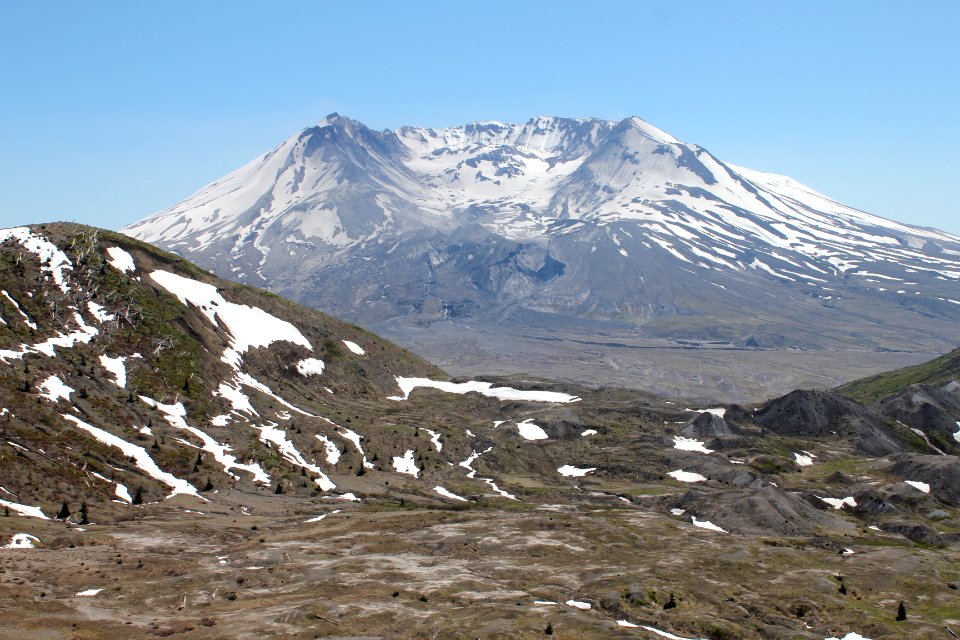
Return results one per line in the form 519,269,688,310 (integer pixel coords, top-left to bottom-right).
837,347,960,404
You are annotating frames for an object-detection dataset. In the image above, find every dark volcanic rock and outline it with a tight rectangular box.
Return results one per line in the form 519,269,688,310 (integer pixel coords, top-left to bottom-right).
752,389,901,455
886,454,960,506
670,456,765,489
852,490,898,516
825,471,852,484
682,412,733,438
671,486,854,536
881,521,943,546
540,416,587,439
878,384,960,452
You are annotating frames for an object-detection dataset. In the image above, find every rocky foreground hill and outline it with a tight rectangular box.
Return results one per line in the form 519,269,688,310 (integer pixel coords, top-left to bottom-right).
1,223,958,639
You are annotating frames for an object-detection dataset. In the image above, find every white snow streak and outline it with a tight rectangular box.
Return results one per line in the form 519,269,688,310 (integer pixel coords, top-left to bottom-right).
1,290,37,329
390,377,580,403
338,427,374,469
793,452,814,467
315,434,342,465
817,496,857,509
0,498,48,520
253,421,335,490
0,227,73,293
149,270,312,370
99,355,126,388
341,340,365,355
422,428,443,452
434,486,469,501
904,480,930,494
140,396,270,484
62,413,200,498
641,626,706,640
86,301,114,323
691,516,726,533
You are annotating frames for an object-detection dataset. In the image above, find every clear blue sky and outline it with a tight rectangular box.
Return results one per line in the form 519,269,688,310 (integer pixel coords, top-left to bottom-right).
1,0,958,233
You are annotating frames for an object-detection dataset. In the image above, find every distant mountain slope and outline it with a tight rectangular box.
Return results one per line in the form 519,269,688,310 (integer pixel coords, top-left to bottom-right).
123,114,960,400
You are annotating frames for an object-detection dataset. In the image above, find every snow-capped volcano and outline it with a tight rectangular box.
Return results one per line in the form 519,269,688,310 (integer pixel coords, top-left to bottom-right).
124,114,960,400
127,113,959,275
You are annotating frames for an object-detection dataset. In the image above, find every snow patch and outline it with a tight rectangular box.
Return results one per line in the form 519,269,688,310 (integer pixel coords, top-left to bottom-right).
1,312,99,363
904,480,930,493
304,509,341,524
668,469,707,483
483,478,517,500
4,533,40,548
516,419,549,440
793,452,814,467
253,421,335,490
565,599,591,610
296,358,325,376
38,375,73,403
686,406,726,417
217,381,258,416
315,435,341,465
673,437,713,454
392,449,419,477
558,465,596,477
817,496,857,509
114,483,132,503
75,589,103,597
149,270,312,370
691,516,726,533
105,246,136,273
641,626,706,640
87,301,114,323
0,227,73,293
338,427,374,469
341,340,365,355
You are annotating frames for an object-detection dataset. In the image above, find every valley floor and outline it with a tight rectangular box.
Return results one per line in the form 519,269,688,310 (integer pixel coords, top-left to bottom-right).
381,318,941,404
2,495,958,640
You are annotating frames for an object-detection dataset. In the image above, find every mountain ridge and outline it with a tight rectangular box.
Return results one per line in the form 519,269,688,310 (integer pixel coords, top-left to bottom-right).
124,114,960,400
